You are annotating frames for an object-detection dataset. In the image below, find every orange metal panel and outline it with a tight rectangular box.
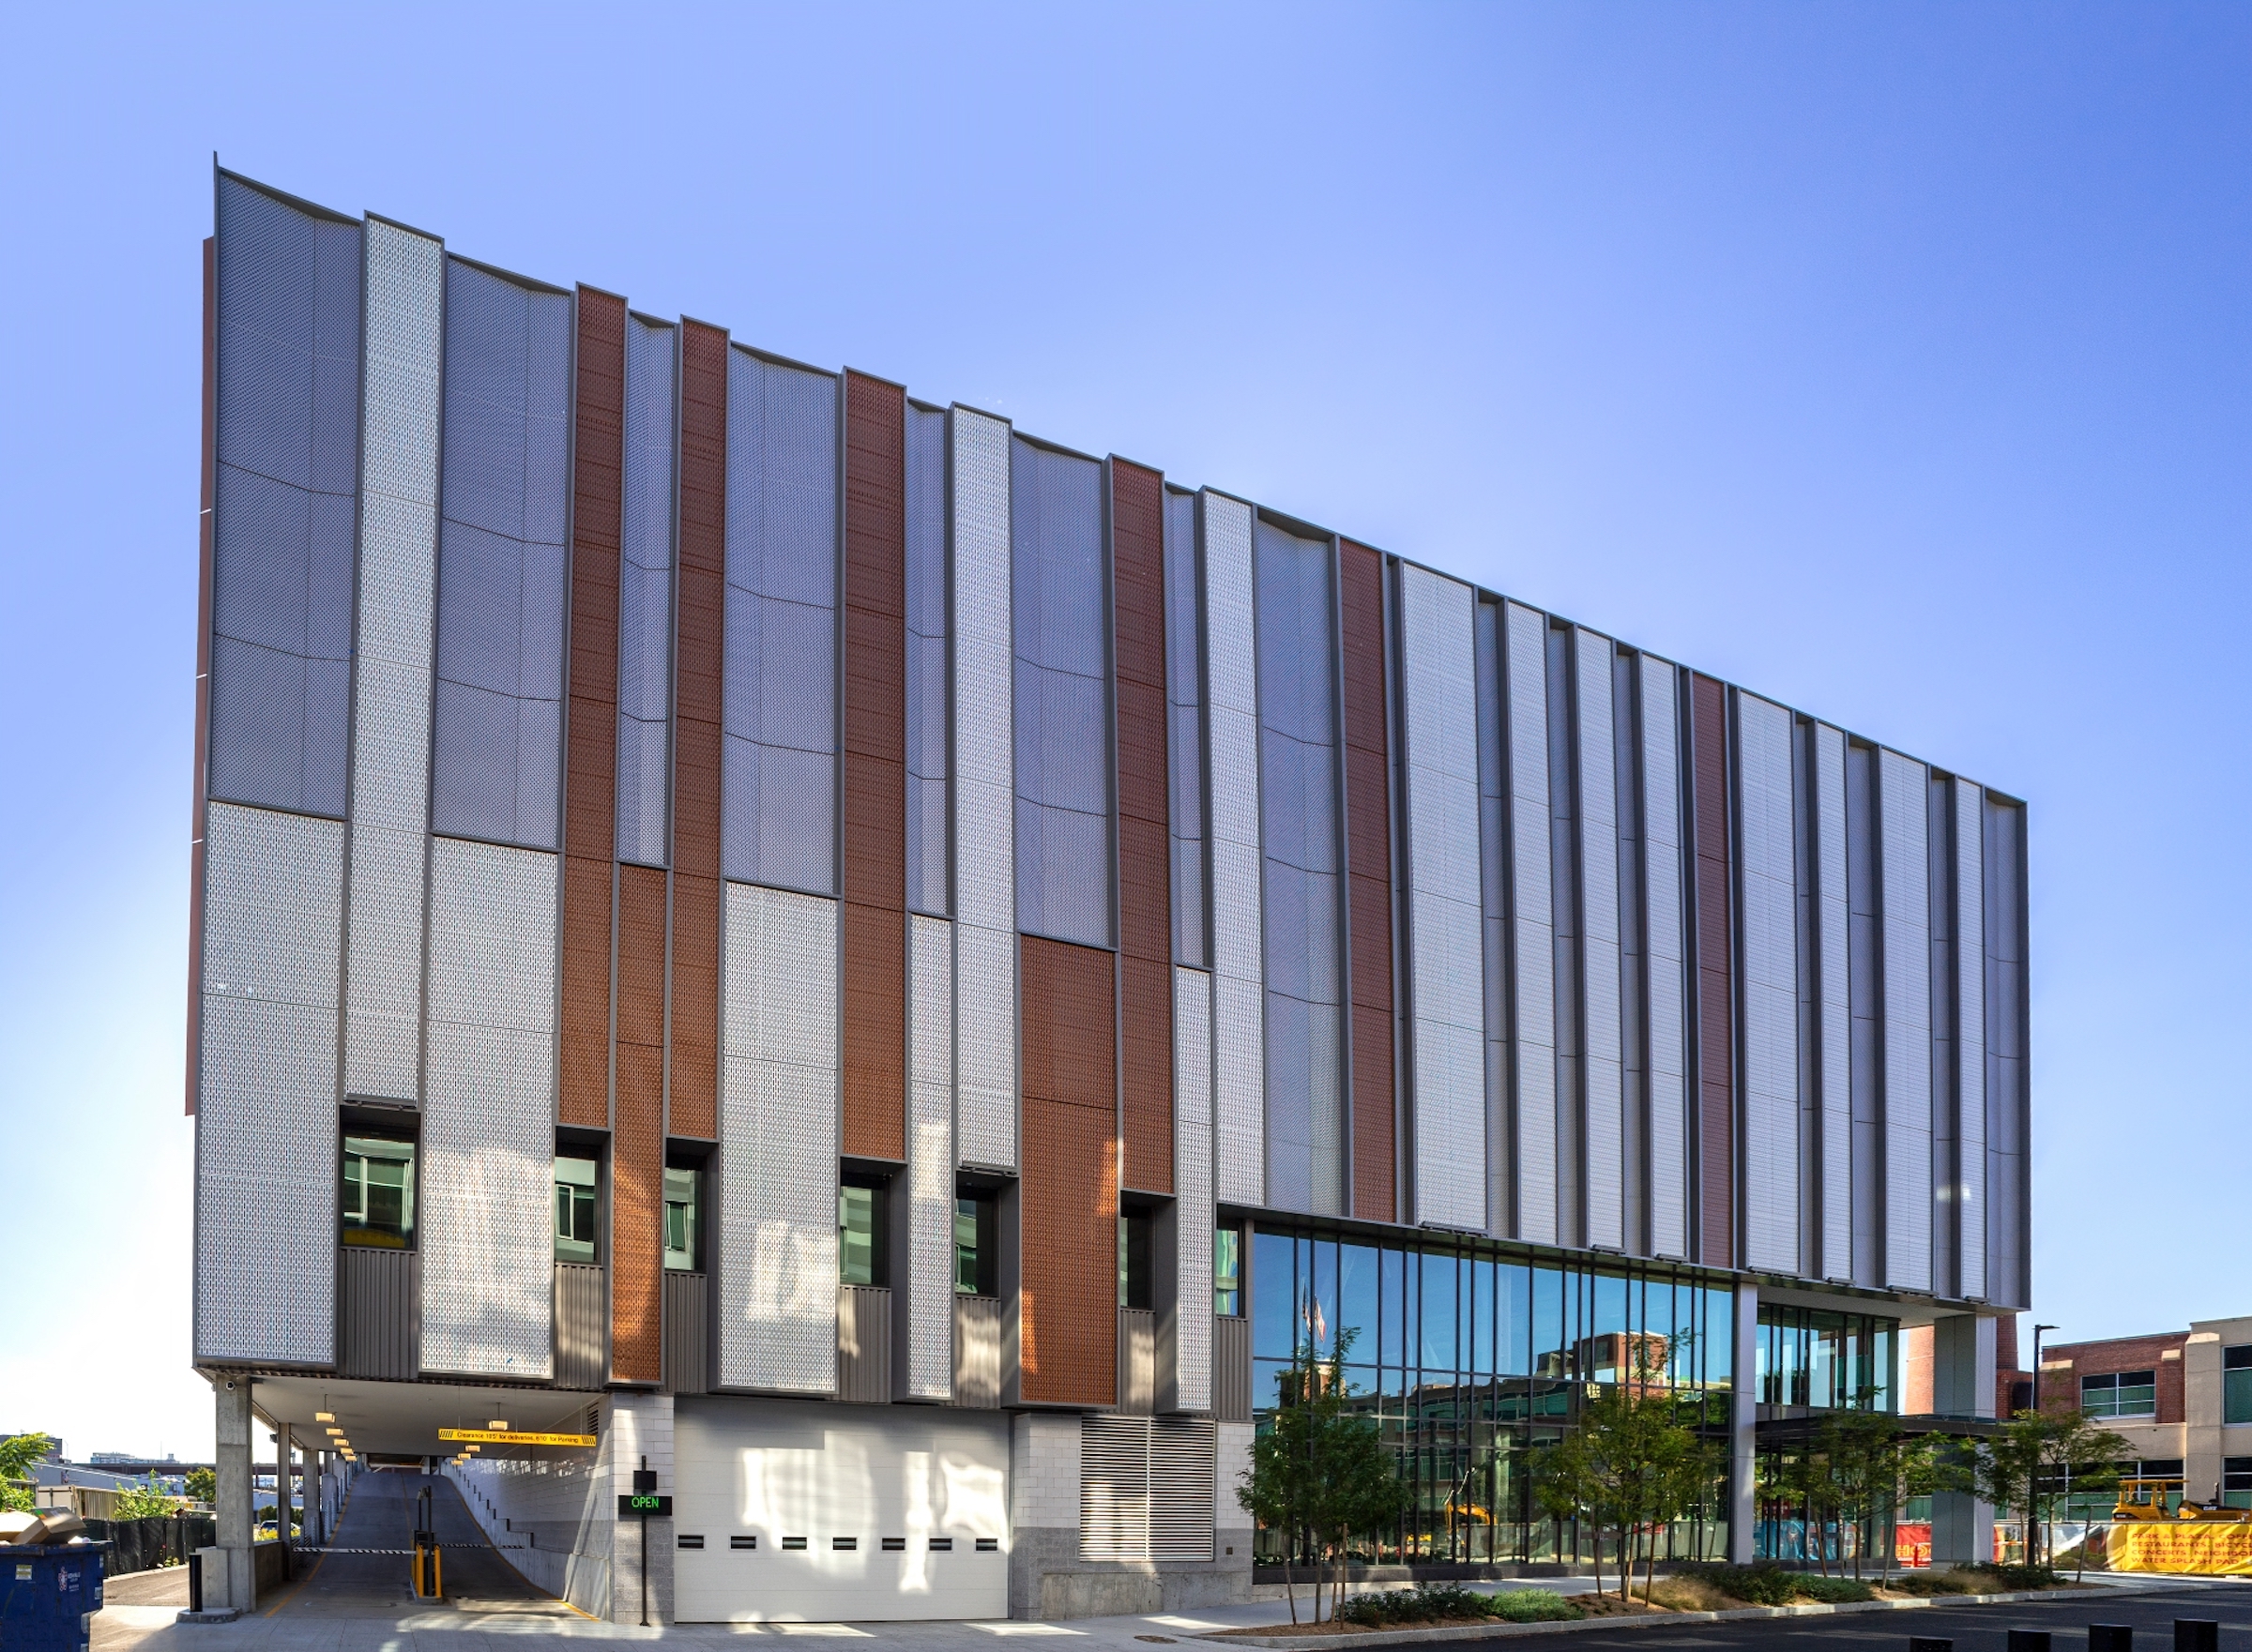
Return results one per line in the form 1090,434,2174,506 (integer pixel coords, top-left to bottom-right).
1339,539,1395,1221
1691,673,1734,1267
670,320,726,1142
1111,460,1172,1193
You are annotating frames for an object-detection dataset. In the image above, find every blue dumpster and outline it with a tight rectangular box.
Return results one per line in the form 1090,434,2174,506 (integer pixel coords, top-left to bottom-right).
0,1543,105,1652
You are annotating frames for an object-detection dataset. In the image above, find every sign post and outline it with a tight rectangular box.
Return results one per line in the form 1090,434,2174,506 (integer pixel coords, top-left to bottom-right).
623,1463,663,1627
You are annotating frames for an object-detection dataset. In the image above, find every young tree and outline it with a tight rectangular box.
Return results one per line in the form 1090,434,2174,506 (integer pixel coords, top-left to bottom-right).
0,1433,56,1515
1864,1429,1966,1585
112,1478,183,1521
1973,1410,2131,1570
185,1467,218,1507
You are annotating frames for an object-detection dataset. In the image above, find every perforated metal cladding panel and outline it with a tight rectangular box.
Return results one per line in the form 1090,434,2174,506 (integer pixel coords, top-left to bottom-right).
1255,520,1344,1217
1339,542,1395,1223
1953,779,1986,1300
1983,796,2029,1309
1736,693,1801,1274
950,408,1018,1171
1878,748,1933,1292
1398,565,1484,1232
1201,493,1265,1206
719,884,840,1394
420,836,558,1379
907,406,951,917
1012,439,1114,948
723,351,839,895
208,174,360,818
617,317,677,868
432,259,570,849
612,862,668,1383
193,801,344,1366
1813,724,1851,1278
1689,674,1735,1268
1114,461,1173,1195
1503,602,1557,1244
1164,490,1209,969
1574,629,1625,1251
1637,656,1689,1261
1172,966,1213,1414
1475,602,1509,1235
341,217,443,1104
905,914,956,1399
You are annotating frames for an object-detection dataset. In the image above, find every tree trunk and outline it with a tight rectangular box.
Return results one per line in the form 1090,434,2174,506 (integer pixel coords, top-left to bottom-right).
1284,1549,1297,1625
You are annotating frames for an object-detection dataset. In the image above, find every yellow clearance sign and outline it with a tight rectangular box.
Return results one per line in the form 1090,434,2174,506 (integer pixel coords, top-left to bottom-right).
436,1429,597,1447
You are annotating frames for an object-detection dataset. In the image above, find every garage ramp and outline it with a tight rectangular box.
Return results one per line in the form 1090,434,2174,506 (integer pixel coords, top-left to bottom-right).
277,1467,574,1619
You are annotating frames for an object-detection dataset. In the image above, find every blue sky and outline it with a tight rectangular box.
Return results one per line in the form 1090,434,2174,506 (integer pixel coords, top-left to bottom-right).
1,3,2244,1459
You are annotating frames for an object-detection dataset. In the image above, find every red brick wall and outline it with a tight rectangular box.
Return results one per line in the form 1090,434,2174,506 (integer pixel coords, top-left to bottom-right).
2044,1331,2188,1422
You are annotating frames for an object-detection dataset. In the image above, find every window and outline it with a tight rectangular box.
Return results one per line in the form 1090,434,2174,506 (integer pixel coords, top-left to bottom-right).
840,1184,885,1285
954,1196,996,1296
2082,1371,2157,1419
555,1156,598,1264
1118,1211,1153,1311
2225,1346,2252,1425
1214,1227,1241,1317
342,1134,416,1249
2223,1458,2252,1512
663,1166,701,1272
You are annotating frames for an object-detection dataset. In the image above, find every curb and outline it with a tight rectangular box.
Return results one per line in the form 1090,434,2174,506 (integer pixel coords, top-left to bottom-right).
1195,1579,2188,1647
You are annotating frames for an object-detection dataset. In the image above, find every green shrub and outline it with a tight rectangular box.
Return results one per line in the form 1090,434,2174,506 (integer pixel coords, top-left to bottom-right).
1676,1562,1798,1606
1887,1569,1979,1596
1334,1584,1583,1627
1789,1575,1872,1603
1964,1562,2061,1592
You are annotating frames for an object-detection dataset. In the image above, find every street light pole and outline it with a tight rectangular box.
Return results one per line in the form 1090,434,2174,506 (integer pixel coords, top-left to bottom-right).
2032,1324,2059,1415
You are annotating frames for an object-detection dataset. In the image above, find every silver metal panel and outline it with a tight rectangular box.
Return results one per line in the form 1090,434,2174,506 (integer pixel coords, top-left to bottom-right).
906,406,951,917
342,217,443,1103
419,836,558,1379
1813,724,1851,1278
617,317,677,868
719,882,841,1392
192,801,345,1366
1398,565,1486,1232
1637,655,1688,1260
1164,489,1209,968
1736,692,1801,1274
1201,493,1266,1206
1504,602,1556,1244
1575,629,1625,1250
1172,965,1214,1414
1982,796,2029,1309
905,914,956,1400
1954,779,1986,1299
950,407,1018,1171
1879,748,1933,1292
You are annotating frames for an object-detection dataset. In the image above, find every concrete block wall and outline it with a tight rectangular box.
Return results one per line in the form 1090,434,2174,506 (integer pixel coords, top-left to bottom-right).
448,1453,609,1614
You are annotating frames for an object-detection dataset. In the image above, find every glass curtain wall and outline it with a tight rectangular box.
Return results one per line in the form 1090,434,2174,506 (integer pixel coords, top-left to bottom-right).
1250,1227,1734,1567
1747,1303,1902,1567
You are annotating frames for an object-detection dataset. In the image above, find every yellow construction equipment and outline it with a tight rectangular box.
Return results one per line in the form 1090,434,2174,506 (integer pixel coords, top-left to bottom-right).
2112,1478,2252,1523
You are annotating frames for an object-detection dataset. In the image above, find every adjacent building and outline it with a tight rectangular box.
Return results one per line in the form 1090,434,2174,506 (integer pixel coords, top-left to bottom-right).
2042,1317,2252,1514
186,169,2035,1621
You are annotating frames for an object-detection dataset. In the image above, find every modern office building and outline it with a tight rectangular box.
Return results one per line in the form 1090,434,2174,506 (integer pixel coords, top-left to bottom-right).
186,168,2034,1622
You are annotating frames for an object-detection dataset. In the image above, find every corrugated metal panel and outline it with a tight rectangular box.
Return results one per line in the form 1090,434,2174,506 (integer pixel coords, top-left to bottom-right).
1117,1307,1156,1415
1019,935,1118,1407
1813,723,1851,1279
338,1248,418,1380
560,287,624,1131
664,1271,710,1396
192,801,344,1366
951,407,1019,1171
1211,1313,1252,1424
420,835,558,1380
1201,493,1266,1206
1398,565,1485,1232
1954,778,1986,1299
1736,692,1800,1275
1503,602,1557,1244
616,316,677,869
905,914,956,1400
1689,674,1734,1268
342,216,443,1104
1164,489,1210,969
1475,602,1506,1234
843,371,908,1163
837,1284,894,1403
612,862,667,1383
1983,796,2029,1309
723,351,839,895
431,258,570,850
207,174,360,819
1338,541,1394,1223
1169,966,1213,1415
1637,656,1688,1261
1149,1417,1217,1562
1255,519,1345,1217
1575,629,1625,1251
1879,747,1934,1292
1012,438,1114,948
717,882,840,1394
951,1294,1002,1409
555,1263,608,1389
1848,741,1882,1287
906,404,951,916
1115,462,1174,1195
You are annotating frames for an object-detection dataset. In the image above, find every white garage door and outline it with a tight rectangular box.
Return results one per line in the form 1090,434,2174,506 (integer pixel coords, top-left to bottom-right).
674,1397,1010,1622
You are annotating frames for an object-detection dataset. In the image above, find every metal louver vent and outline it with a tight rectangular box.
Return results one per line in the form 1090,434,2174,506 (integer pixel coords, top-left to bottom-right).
1078,1414,1215,1563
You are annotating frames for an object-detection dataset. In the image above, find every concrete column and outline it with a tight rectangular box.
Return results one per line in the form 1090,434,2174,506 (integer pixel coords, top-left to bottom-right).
1727,1281,1757,1564
1213,1420,1255,1579
1930,1314,1997,1565
212,1376,255,1609
2184,1330,2224,1508
1008,1412,1085,1619
602,1392,675,1625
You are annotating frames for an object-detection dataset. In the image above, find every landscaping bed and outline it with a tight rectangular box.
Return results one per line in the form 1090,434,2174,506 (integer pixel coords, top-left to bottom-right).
1206,1584,1585,1636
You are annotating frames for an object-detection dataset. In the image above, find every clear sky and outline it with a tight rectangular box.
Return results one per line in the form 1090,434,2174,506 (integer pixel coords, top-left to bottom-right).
2,3,2244,1461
